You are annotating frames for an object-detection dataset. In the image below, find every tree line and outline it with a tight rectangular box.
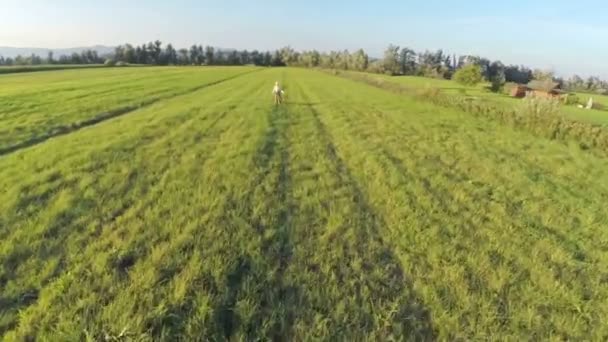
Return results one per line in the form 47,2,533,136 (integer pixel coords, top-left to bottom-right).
0,49,104,66
301,44,607,93
1,41,606,93
111,41,286,66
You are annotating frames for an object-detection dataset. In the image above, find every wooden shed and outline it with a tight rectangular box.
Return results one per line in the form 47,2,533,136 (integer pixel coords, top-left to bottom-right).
510,84,528,98
526,80,565,99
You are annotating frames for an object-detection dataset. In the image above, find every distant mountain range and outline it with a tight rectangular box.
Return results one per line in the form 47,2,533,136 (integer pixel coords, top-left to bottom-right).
0,45,115,58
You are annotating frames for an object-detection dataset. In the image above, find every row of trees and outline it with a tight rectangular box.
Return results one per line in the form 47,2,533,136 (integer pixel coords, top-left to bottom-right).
0,45,285,68
276,45,537,91
1,40,605,93
112,41,286,66
0,49,104,66
276,47,370,71
376,45,607,93
562,75,608,93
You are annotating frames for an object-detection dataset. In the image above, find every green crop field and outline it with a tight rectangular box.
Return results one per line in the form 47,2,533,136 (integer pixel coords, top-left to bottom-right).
346,71,608,125
0,64,111,75
1,67,607,341
0,66,255,154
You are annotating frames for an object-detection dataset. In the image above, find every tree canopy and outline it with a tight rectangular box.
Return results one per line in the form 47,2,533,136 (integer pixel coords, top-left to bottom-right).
453,64,484,86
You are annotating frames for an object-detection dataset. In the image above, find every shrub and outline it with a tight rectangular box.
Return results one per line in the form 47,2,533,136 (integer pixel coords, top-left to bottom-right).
490,74,506,93
419,66,444,79
502,82,518,96
116,61,128,67
564,94,580,106
488,67,506,92
104,59,116,67
521,96,561,117
366,61,385,75
453,64,483,86
418,87,442,99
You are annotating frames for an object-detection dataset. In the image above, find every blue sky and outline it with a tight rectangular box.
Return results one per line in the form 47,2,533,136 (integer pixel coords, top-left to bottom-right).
1,0,606,77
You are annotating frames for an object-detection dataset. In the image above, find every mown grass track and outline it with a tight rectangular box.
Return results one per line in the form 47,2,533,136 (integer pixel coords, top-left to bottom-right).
1,67,607,340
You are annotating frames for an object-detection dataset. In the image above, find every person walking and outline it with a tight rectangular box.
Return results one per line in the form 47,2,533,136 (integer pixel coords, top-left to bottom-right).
272,81,284,105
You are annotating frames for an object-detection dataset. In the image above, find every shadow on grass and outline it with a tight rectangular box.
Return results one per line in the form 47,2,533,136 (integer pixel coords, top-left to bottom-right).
296,91,435,339
212,104,298,340
215,256,253,338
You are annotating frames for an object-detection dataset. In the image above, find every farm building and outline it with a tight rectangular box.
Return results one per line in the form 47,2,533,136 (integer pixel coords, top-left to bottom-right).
510,84,528,98
510,81,566,99
526,80,565,99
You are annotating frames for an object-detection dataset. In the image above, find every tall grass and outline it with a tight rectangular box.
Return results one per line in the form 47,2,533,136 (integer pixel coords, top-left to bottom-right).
333,70,608,154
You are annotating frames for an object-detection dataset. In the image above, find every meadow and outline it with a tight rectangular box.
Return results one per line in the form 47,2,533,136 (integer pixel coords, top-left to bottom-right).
0,66,255,154
0,64,110,75
344,71,608,125
1,67,607,340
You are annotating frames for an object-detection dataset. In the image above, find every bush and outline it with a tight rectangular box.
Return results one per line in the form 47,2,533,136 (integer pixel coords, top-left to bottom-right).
521,97,561,117
453,64,483,86
419,66,444,79
501,82,518,96
490,75,506,92
418,87,442,99
104,59,116,67
564,94,580,106
116,61,128,67
592,102,605,110
366,61,385,75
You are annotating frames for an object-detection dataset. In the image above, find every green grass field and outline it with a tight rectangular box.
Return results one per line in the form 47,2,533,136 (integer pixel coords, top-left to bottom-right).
348,71,608,125
0,66,255,154
1,67,607,340
0,64,112,75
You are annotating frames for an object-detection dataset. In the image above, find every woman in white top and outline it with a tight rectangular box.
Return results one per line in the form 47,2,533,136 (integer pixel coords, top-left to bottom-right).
272,81,284,105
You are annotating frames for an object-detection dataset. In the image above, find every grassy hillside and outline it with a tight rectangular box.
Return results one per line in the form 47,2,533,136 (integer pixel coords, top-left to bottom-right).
1,67,607,340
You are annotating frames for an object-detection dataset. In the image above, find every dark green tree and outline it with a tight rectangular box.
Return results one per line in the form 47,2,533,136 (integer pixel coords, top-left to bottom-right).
453,64,483,86
165,44,177,65
399,47,416,75
205,46,214,65
383,44,401,75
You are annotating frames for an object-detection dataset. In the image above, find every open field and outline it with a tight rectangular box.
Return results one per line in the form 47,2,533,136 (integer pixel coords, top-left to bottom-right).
0,66,255,154
347,71,608,125
1,67,608,340
0,64,112,75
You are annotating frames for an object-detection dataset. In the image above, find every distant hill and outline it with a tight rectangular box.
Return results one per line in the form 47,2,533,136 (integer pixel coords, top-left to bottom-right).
0,45,115,58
